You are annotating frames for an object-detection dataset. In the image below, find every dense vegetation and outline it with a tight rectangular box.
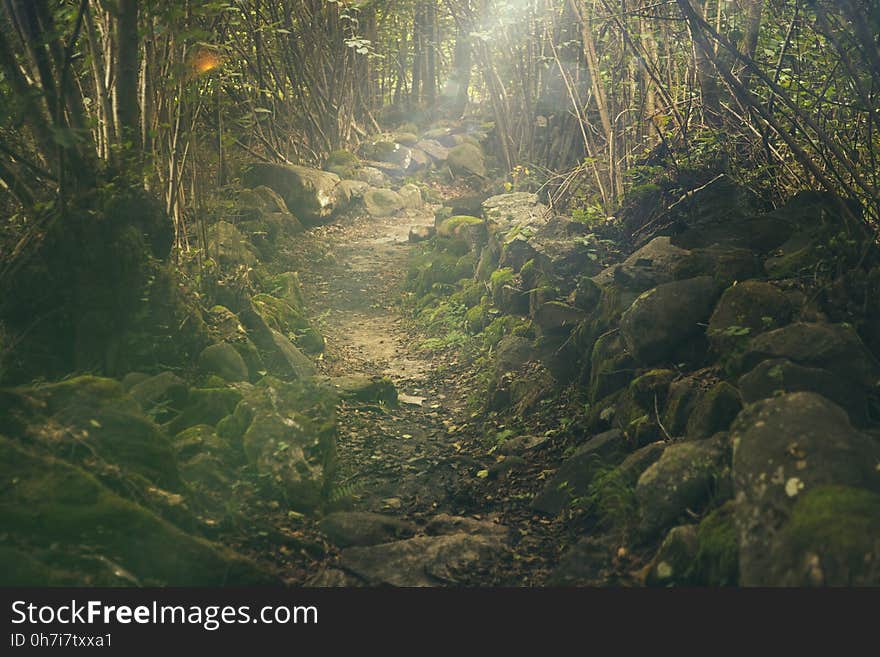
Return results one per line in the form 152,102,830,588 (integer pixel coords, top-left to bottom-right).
1,1,879,587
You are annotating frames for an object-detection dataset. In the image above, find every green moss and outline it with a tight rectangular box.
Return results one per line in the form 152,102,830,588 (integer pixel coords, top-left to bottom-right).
465,298,492,334
776,485,880,584
266,271,306,311
437,215,483,238
164,387,242,436
451,279,485,308
0,436,272,586
490,267,515,295
694,503,739,585
252,293,323,354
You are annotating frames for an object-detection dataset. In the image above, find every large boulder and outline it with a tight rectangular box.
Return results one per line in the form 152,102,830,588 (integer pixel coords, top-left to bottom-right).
735,322,880,387
241,163,346,223
620,276,721,365
415,139,450,162
198,343,249,382
730,392,880,585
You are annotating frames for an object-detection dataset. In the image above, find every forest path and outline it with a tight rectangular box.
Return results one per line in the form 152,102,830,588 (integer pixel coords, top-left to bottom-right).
282,186,559,586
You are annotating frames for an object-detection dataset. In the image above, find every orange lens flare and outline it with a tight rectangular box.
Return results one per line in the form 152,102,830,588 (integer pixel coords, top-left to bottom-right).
192,50,221,75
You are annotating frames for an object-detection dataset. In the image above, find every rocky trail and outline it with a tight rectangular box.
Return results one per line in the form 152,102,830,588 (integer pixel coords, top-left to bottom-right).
5,119,880,589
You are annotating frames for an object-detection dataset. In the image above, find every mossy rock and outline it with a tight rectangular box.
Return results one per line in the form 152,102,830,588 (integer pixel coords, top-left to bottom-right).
323,375,398,405
693,501,739,586
237,377,337,511
164,387,243,436
645,525,699,587
363,188,406,217
686,381,742,440
0,436,274,586
128,371,189,423
206,305,247,343
447,142,486,177
614,369,676,446
662,377,700,437
266,271,306,311
707,281,792,356
241,163,345,224
771,485,880,586
325,149,360,178
5,376,181,490
198,343,250,382
252,293,323,354
438,215,483,237
465,299,492,334
587,332,637,404
206,220,259,268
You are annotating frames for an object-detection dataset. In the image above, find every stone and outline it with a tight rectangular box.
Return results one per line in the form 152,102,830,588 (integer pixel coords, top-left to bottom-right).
645,525,699,587
408,225,435,242
415,139,450,162
164,386,242,436
531,300,587,334
736,322,880,387
447,143,486,177
730,392,880,586
323,375,397,405
407,148,431,173
360,140,412,170
128,371,188,421
339,532,505,586
238,377,337,511
738,358,869,426
268,329,317,379
587,331,637,403
686,381,742,440
354,166,387,187
319,512,416,548
482,192,549,230
672,245,762,284
398,183,423,209
338,179,370,200
531,429,627,516
662,377,700,437
0,436,275,586
424,514,508,538
198,343,249,382
363,188,405,217
206,220,259,267
593,237,690,292
241,163,346,224
707,281,792,355
636,435,728,537
497,434,550,456
620,276,721,365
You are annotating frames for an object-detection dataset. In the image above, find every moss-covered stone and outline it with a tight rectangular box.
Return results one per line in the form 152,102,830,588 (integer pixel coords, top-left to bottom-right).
164,387,243,436
363,188,405,217
447,142,486,177
686,381,742,440
241,163,346,224
198,343,250,382
252,293,323,355
465,298,492,334
645,525,699,587
772,485,880,586
614,369,675,445
266,271,306,311
0,436,274,586
707,281,792,355
323,375,398,406
587,332,637,403
206,220,259,268
662,377,700,437
693,502,739,586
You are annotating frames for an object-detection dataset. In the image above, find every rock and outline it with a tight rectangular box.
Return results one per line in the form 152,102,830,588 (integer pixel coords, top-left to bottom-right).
572,276,601,311
482,192,549,230
121,372,150,390
738,358,869,426
636,435,728,537
128,372,188,421
269,271,306,310
206,220,259,267
620,276,721,365
547,536,616,586
338,179,370,200
531,301,586,334
437,214,485,244
736,322,880,387
768,485,880,586
645,525,699,587
252,293,323,354
707,281,792,355
613,369,676,446
173,424,238,467
398,183,423,209
447,143,486,177
531,429,627,515
3,377,182,491
693,502,740,586
424,514,508,538
324,149,360,178
165,387,242,435
0,436,274,586
593,237,690,292
198,343,249,382
241,163,346,224
497,434,550,456
323,375,397,405
672,245,762,284
662,377,700,437
238,377,337,511
363,188,405,217
686,381,742,440
415,139,450,162
354,166,387,187
587,331,637,403
360,140,412,170
319,512,416,548
267,329,317,379
731,392,880,585
407,148,430,173
408,225,435,242
339,532,505,586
